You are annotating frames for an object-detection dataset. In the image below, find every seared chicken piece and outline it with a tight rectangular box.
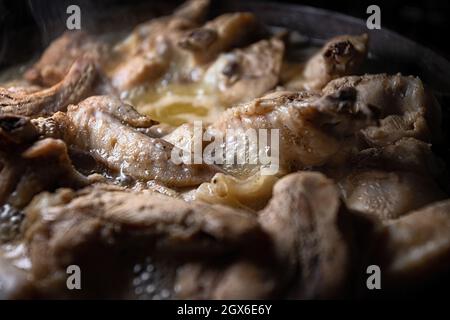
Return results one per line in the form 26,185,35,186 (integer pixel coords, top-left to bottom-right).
333,138,446,220
207,90,341,176
23,1,210,93
0,134,89,209
24,31,107,87
1,58,96,117
111,11,259,92
345,137,444,178
37,96,219,187
372,200,450,285
136,36,285,125
195,73,441,209
259,172,351,299
323,74,442,145
109,44,171,92
110,1,276,125
22,186,269,298
330,138,446,220
340,170,445,220
208,73,442,176
24,187,262,252
12,139,88,209
115,0,209,57
183,89,360,208
204,37,284,105
1,0,449,299
286,34,368,91
178,12,258,65
109,0,211,91
78,95,157,129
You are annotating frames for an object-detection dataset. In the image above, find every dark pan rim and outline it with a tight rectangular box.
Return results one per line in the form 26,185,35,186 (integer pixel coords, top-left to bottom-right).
215,0,450,93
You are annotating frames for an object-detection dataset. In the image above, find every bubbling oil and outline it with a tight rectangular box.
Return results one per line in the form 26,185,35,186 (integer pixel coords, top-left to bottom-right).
0,205,24,243
130,256,175,300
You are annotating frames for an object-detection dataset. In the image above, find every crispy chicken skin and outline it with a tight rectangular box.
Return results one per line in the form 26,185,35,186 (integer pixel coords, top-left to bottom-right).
1,58,96,117
207,90,341,175
205,73,439,175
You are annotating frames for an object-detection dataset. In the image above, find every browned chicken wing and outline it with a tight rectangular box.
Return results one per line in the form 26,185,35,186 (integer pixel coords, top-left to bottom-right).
285,34,368,91
24,31,107,87
35,96,220,187
1,58,96,117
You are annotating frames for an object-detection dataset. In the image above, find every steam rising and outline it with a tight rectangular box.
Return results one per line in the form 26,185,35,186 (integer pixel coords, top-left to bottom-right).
27,0,95,46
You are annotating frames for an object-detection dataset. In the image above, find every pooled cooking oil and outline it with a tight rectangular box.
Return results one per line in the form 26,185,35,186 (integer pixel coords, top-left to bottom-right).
131,256,175,300
125,80,223,126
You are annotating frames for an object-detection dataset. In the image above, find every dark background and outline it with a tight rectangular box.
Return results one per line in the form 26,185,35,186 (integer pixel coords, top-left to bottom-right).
1,0,450,67
282,0,450,60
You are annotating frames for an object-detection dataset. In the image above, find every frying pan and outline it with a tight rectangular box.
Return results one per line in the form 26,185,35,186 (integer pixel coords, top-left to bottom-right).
1,0,450,298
